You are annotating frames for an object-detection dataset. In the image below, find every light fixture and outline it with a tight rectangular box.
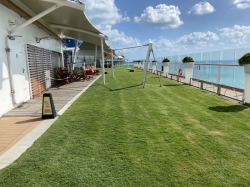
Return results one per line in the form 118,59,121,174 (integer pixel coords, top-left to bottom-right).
35,37,49,43
7,35,22,40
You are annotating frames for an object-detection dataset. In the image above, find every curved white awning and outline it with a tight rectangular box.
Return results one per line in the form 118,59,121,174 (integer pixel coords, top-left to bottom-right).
11,0,111,50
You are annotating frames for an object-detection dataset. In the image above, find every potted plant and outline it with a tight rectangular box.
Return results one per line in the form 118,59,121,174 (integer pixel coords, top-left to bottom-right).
152,60,157,64
162,58,170,62
238,52,250,73
162,58,170,77
182,56,194,84
182,56,194,63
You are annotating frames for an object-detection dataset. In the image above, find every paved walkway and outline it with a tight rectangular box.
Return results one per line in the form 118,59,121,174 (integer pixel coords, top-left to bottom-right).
0,75,100,169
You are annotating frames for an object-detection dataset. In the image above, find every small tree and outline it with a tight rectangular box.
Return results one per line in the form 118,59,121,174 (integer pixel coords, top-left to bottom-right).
182,56,194,63
162,58,170,62
238,53,250,66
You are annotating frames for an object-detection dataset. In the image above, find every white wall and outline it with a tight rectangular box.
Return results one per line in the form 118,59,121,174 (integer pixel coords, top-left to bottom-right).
0,4,62,116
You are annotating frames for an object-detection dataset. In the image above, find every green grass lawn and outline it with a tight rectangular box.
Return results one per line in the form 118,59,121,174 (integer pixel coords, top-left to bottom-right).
1,67,250,187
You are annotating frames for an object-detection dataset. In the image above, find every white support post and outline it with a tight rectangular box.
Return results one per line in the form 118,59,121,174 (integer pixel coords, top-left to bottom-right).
94,45,97,69
217,65,221,84
73,39,78,70
101,38,105,84
61,45,65,67
111,49,114,78
176,64,178,75
142,42,153,86
198,65,201,80
10,4,62,35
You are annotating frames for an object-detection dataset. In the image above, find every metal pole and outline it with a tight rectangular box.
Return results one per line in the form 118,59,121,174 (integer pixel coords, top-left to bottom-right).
217,65,221,84
142,43,152,87
10,4,62,34
111,49,114,78
95,45,97,69
100,38,105,84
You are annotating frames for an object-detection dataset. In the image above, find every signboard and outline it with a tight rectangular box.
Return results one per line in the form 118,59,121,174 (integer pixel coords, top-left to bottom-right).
42,93,56,119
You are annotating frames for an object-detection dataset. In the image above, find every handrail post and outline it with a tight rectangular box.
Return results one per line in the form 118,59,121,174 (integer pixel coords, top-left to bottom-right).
217,65,221,95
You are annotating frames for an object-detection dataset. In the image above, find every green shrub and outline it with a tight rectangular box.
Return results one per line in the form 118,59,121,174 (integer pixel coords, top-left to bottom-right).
152,60,157,62
182,56,194,63
238,53,250,66
162,58,170,62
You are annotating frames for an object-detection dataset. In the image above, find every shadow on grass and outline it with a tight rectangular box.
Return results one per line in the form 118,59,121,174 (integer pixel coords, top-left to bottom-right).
209,105,248,112
102,84,142,92
163,84,184,87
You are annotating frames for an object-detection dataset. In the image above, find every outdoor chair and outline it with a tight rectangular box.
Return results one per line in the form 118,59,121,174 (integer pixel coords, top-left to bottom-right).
85,70,93,81
56,67,70,85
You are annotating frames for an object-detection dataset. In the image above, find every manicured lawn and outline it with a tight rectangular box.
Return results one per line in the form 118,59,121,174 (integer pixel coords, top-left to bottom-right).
1,67,250,186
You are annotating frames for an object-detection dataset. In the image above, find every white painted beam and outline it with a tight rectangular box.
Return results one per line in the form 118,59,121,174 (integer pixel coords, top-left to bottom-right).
50,24,108,40
40,0,85,11
10,4,63,34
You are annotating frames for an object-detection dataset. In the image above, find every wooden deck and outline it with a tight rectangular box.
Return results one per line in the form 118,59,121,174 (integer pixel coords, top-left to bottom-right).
0,117,42,156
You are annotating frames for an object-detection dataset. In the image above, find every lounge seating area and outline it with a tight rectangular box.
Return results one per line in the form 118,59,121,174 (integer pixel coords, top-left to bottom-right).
55,66,101,85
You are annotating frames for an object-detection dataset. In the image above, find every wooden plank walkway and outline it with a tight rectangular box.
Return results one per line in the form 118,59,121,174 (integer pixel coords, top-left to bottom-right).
0,75,100,160
0,117,42,156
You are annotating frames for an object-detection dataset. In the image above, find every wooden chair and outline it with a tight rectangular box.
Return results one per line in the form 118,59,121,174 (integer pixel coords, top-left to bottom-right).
56,67,70,85
85,70,93,81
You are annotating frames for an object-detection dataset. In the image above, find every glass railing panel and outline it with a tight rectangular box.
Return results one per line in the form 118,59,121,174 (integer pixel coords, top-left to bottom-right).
202,52,210,63
236,47,250,61
172,55,179,63
194,53,202,63
220,66,244,89
222,49,236,63
210,51,221,64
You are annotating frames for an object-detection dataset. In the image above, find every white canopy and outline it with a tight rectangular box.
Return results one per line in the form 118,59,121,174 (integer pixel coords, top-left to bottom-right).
7,0,111,50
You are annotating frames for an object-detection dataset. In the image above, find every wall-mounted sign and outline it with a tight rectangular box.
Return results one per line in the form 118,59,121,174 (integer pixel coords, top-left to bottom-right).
42,93,56,119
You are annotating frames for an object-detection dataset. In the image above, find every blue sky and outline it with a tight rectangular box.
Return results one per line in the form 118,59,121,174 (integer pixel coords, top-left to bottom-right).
82,0,250,60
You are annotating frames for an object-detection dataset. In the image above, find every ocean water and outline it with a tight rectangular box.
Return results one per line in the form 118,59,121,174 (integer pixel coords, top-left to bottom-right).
154,61,245,89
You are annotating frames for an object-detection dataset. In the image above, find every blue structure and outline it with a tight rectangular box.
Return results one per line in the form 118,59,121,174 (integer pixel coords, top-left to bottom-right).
62,38,83,48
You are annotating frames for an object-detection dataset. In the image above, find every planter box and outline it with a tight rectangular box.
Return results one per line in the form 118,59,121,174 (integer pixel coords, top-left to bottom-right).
183,62,194,84
162,62,170,77
244,64,250,73
152,63,157,74
244,64,250,103
184,62,194,68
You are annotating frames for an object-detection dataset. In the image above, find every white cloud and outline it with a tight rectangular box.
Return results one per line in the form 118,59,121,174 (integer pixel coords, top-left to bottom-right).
236,3,250,9
145,37,175,52
141,31,219,56
99,25,142,49
134,4,183,29
188,1,215,15
230,0,250,9
177,31,219,45
83,0,129,27
219,25,250,44
121,12,130,22
81,0,137,55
